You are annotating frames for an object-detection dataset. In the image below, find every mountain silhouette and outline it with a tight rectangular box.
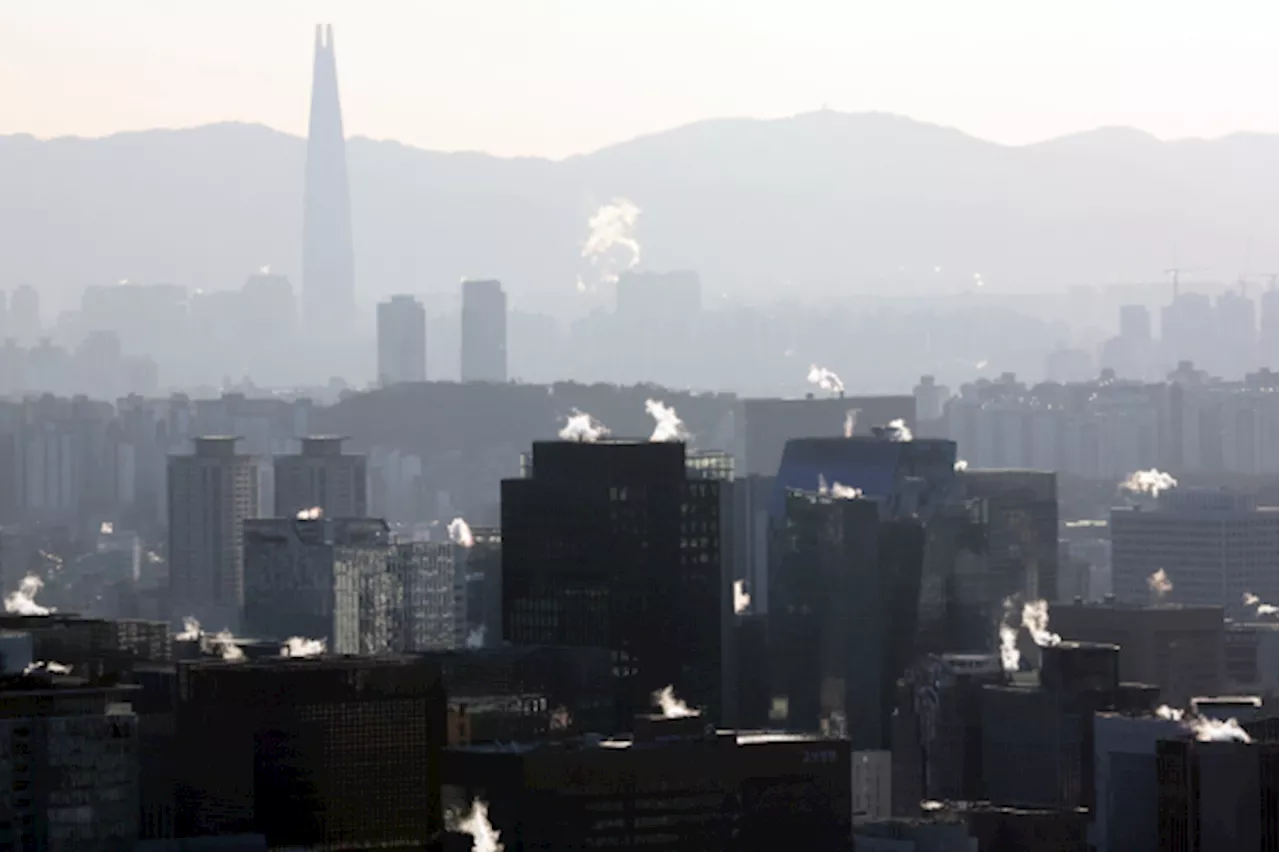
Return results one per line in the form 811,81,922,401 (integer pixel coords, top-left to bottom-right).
0,112,1274,317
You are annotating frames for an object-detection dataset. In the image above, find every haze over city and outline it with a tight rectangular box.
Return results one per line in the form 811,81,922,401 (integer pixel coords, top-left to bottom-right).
0,5,1276,850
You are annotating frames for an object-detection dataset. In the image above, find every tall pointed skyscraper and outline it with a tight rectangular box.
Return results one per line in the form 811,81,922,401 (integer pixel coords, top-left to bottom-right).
302,24,356,339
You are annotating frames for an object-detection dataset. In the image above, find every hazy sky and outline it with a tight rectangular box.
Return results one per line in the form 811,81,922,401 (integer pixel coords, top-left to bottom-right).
2,0,1276,159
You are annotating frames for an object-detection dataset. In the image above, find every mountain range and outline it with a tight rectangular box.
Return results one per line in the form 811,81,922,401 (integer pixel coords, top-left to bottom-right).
0,111,1275,317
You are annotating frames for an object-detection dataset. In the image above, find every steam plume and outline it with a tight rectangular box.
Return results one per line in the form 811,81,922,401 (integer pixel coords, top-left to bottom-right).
24,660,72,675
550,705,572,731
733,579,751,615
1243,592,1279,617
466,625,487,649
208,630,246,662
448,518,475,548
558,409,610,442
1187,716,1253,743
999,598,1020,672
581,198,641,285
296,506,323,521
176,616,202,641
645,399,690,442
807,364,844,394
4,575,52,616
448,798,504,852
884,419,914,442
281,637,326,658
652,685,698,718
1157,704,1254,742
817,475,862,500
954,459,969,472
1021,599,1061,648
1120,468,1178,497
843,409,859,438
1147,569,1173,599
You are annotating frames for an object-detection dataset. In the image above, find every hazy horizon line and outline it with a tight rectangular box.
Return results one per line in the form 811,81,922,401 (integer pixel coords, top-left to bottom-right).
3,108,1275,163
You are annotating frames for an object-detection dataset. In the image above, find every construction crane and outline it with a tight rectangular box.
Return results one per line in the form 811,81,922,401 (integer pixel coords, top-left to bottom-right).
1163,266,1204,300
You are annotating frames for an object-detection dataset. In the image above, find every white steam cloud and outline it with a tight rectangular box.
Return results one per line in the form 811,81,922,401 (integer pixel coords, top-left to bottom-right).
843,409,859,438
558,408,610,442
1243,592,1279,617
208,630,246,662
807,364,844,394
1147,569,1173,599
1120,468,1178,497
176,616,202,641
817,474,862,500
24,660,72,675
645,399,690,442
281,637,326,658
1187,716,1253,743
448,518,475,548
581,198,641,286
448,798,504,852
4,575,52,616
652,685,698,719
1156,704,1254,742
466,625,487,649
884,419,914,442
296,506,323,521
954,459,969,472
999,597,1060,672
733,579,751,615
1021,599,1061,648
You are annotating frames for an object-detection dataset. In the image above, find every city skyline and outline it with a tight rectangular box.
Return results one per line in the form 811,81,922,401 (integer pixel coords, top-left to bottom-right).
2,1,1276,159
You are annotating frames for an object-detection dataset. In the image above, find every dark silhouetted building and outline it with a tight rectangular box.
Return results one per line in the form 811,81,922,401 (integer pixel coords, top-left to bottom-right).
0,675,140,851
460,279,507,383
301,24,355,340
960,469,1058,601
442,716,853,851
1049,600,1224,707
376,295,427,386
167,436,260,630
272,435,367,519
982,642,1120,812
0,614,172,680
1092,712,1187,852
770,488,925,749
501,440,732,728
1157,735,1277,852
176,654,447,848
425,644,613,744
738,396,916,477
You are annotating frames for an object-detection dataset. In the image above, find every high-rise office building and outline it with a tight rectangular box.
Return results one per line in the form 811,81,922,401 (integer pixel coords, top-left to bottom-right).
0,676,140,851
167,436,259,630
1111,488,1278,613
1157,736,1277,852
738,396,916,477
243,516,389,643
960,469,1059,601
460,279,507,383
501,440,732,727
272,435,367,518
9,285,40,345
376,295,427,386
771,489,925,748
243,517,461,654
442,716,853,851
301,24,355,340
176,655,447,848
1261,282,1279,372
1049,600,1224,706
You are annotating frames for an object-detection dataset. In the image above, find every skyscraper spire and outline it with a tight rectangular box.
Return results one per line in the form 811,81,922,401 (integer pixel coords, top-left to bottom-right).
301,22,355,340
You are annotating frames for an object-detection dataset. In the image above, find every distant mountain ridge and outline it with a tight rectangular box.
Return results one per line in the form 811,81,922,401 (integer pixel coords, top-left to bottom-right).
0,112,1274,317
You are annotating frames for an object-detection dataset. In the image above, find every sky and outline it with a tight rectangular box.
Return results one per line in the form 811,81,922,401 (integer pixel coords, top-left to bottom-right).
1,0,1276,159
